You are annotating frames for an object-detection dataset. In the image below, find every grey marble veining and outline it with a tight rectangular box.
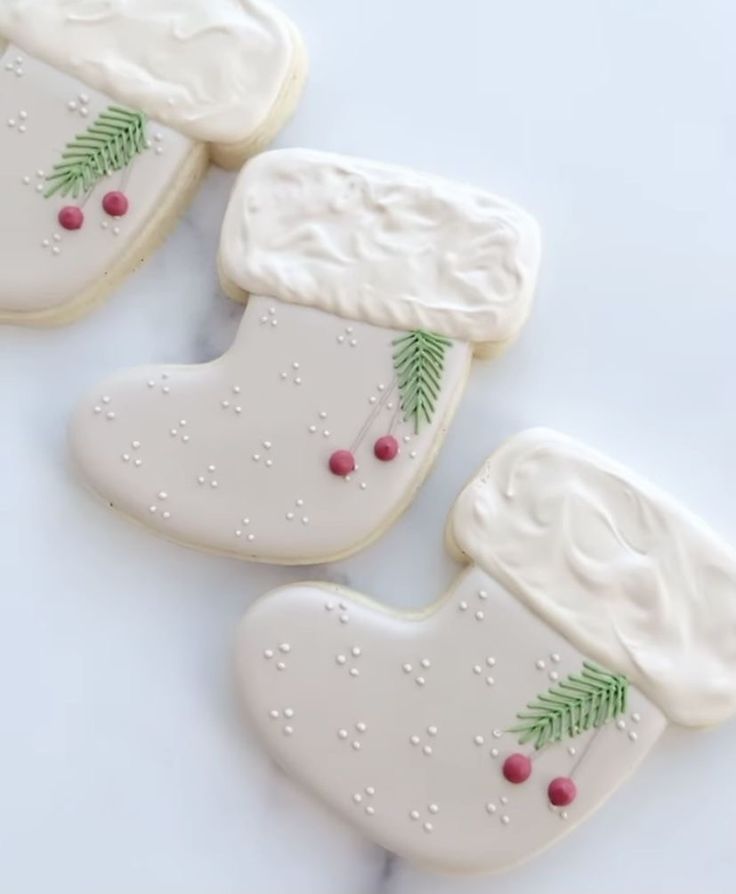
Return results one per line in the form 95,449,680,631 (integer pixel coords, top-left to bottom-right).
2,0,736,891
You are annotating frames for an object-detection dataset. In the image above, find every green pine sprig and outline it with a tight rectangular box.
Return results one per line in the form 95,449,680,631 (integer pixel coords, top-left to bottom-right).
45,105,148,199
509,661,629,750
392,330,452,434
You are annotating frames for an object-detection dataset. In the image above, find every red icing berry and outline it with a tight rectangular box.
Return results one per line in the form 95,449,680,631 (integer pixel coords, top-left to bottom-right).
58,205,84,230
502,753,532,784
374,435,399,462
329,450,356,477
548,776,577,806
102,190,129,217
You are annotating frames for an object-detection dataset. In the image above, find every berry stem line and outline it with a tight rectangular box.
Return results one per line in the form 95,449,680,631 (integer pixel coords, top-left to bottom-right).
348,379,397,454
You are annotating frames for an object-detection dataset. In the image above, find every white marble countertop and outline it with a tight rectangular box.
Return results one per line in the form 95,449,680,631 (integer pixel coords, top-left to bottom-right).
2,0,736,891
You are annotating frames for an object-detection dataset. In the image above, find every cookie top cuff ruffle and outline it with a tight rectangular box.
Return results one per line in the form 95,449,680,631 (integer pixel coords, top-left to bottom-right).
219,149,542,344
0,0,299,145
447,428,736,727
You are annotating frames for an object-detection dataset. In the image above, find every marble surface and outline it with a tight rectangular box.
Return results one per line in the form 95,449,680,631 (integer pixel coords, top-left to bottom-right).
1,0,735,891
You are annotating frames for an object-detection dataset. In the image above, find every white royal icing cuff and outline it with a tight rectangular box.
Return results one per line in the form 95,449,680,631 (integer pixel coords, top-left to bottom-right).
448,428,736,728
219,149,542,344
0,0,299,145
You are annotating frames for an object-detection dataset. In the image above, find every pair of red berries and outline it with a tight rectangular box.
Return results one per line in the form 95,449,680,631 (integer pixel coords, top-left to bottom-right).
58,190,129,231
329,435,399,477
502,753,577,807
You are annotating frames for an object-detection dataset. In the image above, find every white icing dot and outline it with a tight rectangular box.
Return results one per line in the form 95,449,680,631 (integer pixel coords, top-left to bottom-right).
319,411,328,419
337,335,345,344
285,512,295,521
279,643,291,654
295,499,304,507
121,454,130,462
355,722,367,732
473,665,482,675
549,671,560,681
500,796,509,805
101,221,109,230
616,719,626,730
162,512,170,520
536,659,546,670
427,726,438,736
420,658,430,669
263,649,274,659
365,786,375,795
409,736,420,746
474,735,485,746
628,731,638,742
560,811,569,821
276,662,286,671
551,653,561,663
369,396,377,404
409,451,417,459
486,803,497,814
349,668,359,678
402,664,412,673
365,805,375,816
197,477,205,485
134,459,142,468
52,246,61,255
338,729,348,740
632,712,641,723
339,613,349,624
492,729,503,739
68,100,78,111
352,793,362,804
283,726,293,736
409,810,420,821
149,506,157,514
490,748,499,758
93,406,102,414
351,741,361,751
301,516,310,525
422,745,432,756
360,483,368,490
22,176,30,185
322,431,330,438
336,654,346,665
308,425,316,433
415,676,425,687
210,481,218,489
568,746,577,756
458,601,468,611
252,454,261,462
477,590,488,600
221,400,230,409
486,676,495,686
501,815,511,825
428,803,439,815
269,710,279,719
351,647,361,657
423,822,433,833
486,657,496,667
475,611,485,621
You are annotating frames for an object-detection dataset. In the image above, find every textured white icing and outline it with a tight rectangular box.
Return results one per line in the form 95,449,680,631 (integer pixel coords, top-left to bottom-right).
237,568,666,872
219,150,541,343
0,0,299,144
70,296,471,563
448,429,736,727
0,44,195,318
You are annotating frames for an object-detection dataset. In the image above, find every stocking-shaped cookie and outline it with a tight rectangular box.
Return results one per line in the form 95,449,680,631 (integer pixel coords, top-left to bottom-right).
0,0,306,325
70,149,541,564
236,428,736,873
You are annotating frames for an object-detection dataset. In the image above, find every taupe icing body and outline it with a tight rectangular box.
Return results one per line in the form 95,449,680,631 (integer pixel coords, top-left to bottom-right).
0,44,195,320
238,569,665,873
71,296,471,563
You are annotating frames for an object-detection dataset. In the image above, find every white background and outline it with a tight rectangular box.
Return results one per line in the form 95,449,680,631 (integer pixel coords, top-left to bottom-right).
2,0,736,891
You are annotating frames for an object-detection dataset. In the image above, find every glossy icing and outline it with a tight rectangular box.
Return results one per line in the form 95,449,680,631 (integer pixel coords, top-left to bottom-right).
447,429,736,727
70,296,472,563
237,568,666,873
0,43,195,318
0,0,300,145
219,149,542,344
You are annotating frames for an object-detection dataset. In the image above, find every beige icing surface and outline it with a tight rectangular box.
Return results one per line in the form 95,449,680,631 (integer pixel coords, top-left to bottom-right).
0,0,298,145
237,568,666,873
70,296,471,563
219,149,541,345
0,44,194,316
448,429,736,727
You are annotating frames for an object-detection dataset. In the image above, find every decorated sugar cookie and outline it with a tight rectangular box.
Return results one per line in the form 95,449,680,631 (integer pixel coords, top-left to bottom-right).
236,429,736,872
0,0,306,326
70,149,541,565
